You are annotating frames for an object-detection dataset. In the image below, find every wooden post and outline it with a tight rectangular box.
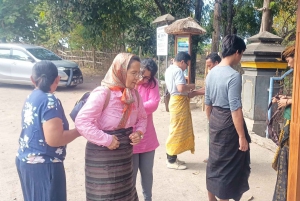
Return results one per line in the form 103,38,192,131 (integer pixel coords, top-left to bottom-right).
174,36,178,55
188,34,192,84
92,47,96,69
139,46,142,58
202,51,210,111
287,1,300,200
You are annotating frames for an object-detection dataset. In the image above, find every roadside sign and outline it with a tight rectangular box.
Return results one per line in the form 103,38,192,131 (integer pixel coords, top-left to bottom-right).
157,25,168,56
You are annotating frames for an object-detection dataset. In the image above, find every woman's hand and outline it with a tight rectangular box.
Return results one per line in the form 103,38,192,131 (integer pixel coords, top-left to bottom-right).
129,132,142,145
272,97,279,103
107,135,120,150
43,118,81,147
188,84,196,91
277,97,290,109
239,136,249,151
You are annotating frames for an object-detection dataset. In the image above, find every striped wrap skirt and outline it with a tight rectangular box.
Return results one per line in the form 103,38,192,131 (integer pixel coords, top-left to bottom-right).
166,95,195,155
206,106,251,200
85,127,138,201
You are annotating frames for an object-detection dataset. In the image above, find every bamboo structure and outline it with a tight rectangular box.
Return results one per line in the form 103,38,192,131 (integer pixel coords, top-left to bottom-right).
56,50,117,70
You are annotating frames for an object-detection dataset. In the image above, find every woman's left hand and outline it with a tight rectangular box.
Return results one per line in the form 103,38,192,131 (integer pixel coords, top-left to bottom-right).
129,132,142,145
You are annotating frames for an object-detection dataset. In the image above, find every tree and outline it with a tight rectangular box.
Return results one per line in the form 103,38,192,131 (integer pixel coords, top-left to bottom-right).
45,0,140,51
211,0,222,52
255,0,273,32
191,0,205,84
232,0,262,38
33,1,67,49
0,0,39,42
226,0,234,35
271,0,297,44
152,0,205,83
153,0,192,18
125,0,160,56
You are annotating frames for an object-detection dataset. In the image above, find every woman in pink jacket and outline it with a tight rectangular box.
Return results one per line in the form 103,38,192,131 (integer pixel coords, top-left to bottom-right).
75,53,147,201
133,58,160,201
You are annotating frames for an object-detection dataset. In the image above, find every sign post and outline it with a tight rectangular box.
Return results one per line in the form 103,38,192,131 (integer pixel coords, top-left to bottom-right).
175,35,192,84
156,25,168,86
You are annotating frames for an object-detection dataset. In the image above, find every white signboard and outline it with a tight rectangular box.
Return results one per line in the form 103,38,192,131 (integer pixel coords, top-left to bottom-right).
156,25,168,56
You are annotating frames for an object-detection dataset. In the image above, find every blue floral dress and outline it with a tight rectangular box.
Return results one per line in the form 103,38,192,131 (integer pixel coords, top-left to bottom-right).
16,89,69,163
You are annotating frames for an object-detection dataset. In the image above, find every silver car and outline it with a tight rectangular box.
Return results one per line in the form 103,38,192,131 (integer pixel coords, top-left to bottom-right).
0,43,83,87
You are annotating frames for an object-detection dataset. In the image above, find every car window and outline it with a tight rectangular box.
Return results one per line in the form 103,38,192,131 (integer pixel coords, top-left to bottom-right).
26,48,62,60
0,49,10,59
12,50,30,61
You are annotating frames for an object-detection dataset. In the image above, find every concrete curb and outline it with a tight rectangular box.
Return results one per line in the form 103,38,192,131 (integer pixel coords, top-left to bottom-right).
245,118,278,153
249,132,277,153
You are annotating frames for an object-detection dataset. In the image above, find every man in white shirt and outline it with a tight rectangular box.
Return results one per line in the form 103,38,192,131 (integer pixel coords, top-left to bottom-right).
164,52,204,170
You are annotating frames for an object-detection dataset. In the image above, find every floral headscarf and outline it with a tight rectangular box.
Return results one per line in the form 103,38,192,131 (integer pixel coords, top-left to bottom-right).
101,53,137,128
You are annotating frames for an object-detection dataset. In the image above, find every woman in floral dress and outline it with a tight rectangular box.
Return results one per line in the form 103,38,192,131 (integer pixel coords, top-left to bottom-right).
15,61,80,201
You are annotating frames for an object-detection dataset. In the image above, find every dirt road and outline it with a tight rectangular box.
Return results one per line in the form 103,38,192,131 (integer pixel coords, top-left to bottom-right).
0,73,276,201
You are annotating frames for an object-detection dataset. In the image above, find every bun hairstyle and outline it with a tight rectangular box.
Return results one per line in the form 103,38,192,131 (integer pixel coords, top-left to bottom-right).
32,61,58,92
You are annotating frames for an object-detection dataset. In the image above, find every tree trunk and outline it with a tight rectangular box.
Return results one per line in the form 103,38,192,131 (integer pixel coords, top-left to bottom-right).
260,0,273,32
226,0,234,35
211,0,222,52
153,0,167,15
139,46,142,58
191,0,204,84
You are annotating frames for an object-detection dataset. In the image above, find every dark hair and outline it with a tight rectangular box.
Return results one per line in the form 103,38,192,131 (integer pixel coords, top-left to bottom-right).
32,61,58,92
221,35,246,58
141,58,158,88
174,52,191,63
206,52,221,63
282,45,295,60
128,55,141,69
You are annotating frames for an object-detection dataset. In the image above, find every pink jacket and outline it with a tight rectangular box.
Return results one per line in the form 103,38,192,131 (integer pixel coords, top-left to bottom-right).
75,86,147,147
133,80,160,154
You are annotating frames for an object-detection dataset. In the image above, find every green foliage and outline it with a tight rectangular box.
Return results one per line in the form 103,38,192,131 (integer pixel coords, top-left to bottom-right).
271,0,297,44
0,0,38,42
0,0,296,54
0,0,66,49
125,0,159,56
233,0,261,38
45,0,140,50
33,1,66,49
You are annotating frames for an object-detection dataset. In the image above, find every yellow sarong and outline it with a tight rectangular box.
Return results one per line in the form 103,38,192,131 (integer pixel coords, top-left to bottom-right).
166,95,195,155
